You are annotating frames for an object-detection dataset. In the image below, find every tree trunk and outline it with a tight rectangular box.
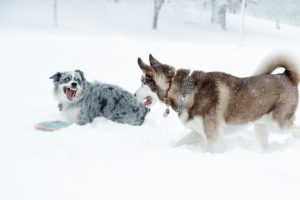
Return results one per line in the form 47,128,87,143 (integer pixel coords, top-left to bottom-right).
218,5,227,30
153,0,165,30
153,11,159,29
211,0,216,23
211,0,227,30
239,0,246,44
53,0,58,27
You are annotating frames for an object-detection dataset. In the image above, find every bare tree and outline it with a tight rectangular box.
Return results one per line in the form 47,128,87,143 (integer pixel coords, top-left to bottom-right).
239,0,246,44
211,0,243,30
211,0,229,30
211,0,216,23
153,0,165,30
53,0,58,27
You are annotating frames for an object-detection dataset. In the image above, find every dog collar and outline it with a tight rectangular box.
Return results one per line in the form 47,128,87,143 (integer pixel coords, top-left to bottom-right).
162,77,173,118
163,79,172,105
176,75,193,114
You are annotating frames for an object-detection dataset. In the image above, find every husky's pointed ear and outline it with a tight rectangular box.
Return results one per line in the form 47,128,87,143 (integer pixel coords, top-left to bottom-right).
138,57,155,76
137,57,148,70
50,72,61,83
149,54,162,67
75,69,86,82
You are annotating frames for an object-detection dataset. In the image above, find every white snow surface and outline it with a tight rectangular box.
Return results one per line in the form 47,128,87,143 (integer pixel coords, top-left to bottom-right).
1,1,300,200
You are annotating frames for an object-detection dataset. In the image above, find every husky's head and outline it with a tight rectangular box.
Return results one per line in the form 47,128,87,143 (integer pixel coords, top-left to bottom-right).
135,54,175,107
50,70,86,103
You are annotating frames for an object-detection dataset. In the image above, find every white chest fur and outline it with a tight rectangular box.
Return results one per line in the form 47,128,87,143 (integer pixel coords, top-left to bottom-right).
62,106,80,123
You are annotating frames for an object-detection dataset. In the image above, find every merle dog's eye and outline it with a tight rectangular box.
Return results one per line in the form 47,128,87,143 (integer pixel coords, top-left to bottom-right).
64,77,71,82
74,78,81,85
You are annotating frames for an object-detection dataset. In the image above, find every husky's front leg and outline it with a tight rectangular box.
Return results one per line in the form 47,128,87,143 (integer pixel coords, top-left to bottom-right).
77,109,93,125
176,114,206,149
175,131,203,147
175,130,209,153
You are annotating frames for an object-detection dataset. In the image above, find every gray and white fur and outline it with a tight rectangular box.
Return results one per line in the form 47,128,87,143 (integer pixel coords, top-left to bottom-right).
50,70,149,126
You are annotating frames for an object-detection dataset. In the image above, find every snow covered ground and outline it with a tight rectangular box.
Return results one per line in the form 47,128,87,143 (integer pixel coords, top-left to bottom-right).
1,1,300,200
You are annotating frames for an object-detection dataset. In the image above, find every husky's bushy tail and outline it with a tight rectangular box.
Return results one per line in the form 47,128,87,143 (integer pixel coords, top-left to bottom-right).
254,54,300,85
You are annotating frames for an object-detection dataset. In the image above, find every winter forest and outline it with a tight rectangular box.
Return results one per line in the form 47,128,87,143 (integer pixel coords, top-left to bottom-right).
1,0,300,200
1,0,300,30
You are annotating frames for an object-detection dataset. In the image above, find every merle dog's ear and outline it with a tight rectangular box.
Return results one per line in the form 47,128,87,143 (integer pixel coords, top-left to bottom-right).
50,72,61,83
137,57,155,76
75,69,86,82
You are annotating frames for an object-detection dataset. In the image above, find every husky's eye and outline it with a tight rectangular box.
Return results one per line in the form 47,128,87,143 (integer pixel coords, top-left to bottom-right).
143,76,155,87
145,76,152,83
143,75,158,92
141,76,146,85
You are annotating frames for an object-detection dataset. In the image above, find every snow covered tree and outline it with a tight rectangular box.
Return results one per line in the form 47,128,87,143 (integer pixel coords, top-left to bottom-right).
153,0,165,29
211,0,227,30
210,0,243,30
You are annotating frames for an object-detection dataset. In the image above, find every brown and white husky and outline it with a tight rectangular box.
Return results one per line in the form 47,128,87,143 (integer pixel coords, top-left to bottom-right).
135,54,300,152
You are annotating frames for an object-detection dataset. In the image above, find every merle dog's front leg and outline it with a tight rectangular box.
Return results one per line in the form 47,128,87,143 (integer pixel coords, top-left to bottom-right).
77,110,92,125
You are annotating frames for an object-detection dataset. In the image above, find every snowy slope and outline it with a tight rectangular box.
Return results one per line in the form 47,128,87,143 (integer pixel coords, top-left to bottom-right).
0,1,300,200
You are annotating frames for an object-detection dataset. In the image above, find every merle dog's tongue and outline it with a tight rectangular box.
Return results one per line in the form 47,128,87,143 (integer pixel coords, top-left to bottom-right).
66,88,76,100
144,96,152,107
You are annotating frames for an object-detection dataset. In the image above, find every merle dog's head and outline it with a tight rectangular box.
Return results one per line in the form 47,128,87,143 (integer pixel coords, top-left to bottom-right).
50,70,86,103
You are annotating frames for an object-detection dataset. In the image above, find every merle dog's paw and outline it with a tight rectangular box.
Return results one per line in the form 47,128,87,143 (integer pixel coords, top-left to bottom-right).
58,103,63,111
145,107,151,114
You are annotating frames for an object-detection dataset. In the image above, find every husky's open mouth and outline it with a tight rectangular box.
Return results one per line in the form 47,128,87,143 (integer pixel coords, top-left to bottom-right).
63,87,77,101
144,96,152,107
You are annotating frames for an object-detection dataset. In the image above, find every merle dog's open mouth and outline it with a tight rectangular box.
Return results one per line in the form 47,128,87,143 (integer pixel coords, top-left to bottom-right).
63,87,77,101
144,96,152,107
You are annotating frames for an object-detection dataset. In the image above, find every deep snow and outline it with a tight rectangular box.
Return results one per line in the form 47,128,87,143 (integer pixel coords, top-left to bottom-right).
0,1,300,200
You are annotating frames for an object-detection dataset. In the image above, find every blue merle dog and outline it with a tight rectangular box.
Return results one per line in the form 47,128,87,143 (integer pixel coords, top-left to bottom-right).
50,70,149,126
